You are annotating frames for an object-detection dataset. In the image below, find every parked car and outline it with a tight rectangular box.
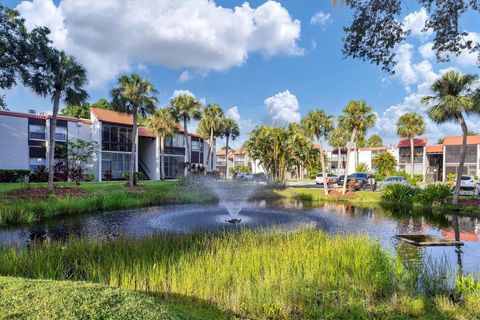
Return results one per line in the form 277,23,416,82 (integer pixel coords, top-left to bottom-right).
253,173,268,183
460,175,476,195
315,173,338,186
381,176,410,189
338,173,376,191
235,173,254,181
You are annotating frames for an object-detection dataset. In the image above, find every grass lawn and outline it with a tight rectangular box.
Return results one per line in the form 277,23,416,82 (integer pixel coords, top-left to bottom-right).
0,276,228,320
0,229,478,319
0,180,215,225
267,187,383,205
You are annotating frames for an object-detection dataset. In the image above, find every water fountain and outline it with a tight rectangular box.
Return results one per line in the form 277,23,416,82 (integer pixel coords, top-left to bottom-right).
200,178,259,224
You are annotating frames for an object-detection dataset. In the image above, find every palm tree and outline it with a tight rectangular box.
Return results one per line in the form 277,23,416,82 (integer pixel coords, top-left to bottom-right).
198,103,224,171
287,123,312,179
145,108,177,180
169,94,201,175
422,70,479,204
329,126,348,176
26,49,88,192
111,74,157,187
219,117,240,179
338,100,376,194
302,110,334,195
396,112,426,179
366,134,383,148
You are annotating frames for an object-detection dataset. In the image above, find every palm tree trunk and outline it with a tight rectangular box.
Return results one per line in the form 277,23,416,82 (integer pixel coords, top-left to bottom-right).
47,90,61,193
206,126,213,171
342,128,357,195
337,147,341,175
183,118,189,176
225,135,229,179
160,136,165,180
410,137,414,178
318,137,328,196
129,108,137,188
453,113,468,204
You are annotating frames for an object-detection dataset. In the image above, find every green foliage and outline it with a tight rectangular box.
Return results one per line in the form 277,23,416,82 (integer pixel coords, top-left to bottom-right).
122,171,144,185
416,184,452,206
0,169,31,183
83,173,95,182
373,152,397,176
0,94,7,110
366,133,383,147
455,276,480,300
382,183,414,203
61,99,110,119
397,112,426,140
29,166,48,182
66,138,98,166
355,162,369,173
229,165,250,175
394,170,423,186
447,173,457,187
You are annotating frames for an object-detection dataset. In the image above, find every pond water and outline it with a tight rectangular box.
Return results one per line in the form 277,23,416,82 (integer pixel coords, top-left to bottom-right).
0,199,478,275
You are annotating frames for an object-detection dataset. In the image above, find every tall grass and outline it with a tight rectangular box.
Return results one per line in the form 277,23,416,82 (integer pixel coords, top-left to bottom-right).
0,229,395,318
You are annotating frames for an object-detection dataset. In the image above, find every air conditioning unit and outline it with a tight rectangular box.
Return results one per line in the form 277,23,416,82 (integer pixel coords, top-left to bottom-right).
28,109,36,114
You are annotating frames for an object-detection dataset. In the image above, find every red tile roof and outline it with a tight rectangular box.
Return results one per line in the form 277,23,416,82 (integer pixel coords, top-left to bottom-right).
426,145,443,153
397,138,428,148
138,127,155,138
91,108,133,125
0,110,90,124
443,135,480,146
234,149,246,155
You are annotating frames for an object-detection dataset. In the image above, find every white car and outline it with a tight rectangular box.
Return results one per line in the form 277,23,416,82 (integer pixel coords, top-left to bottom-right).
460,175,476,196
381,176,410,189
316,173,338,186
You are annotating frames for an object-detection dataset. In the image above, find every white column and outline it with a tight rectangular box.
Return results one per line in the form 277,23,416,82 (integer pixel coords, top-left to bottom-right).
155,137,160,180
442,145,446,182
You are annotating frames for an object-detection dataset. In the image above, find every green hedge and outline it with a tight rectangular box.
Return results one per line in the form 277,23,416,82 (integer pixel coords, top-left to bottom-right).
0,169,31,183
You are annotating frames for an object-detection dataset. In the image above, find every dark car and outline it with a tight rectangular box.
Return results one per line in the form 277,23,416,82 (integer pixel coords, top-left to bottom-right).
340,173,377,191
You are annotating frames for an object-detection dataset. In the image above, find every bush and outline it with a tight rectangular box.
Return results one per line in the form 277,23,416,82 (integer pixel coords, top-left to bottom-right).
84,173,95,182
0,169,31,183
30,166,48,182
447,173,457,187
416,183,451,206
103,170,113,181
356,162,369,173
53,161,69,182
123,171,144,186
382,183,415,203
68,165,84,185
394,170,423,186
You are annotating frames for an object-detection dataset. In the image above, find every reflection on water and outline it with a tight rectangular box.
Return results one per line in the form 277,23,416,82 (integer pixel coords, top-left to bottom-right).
0,199,479,274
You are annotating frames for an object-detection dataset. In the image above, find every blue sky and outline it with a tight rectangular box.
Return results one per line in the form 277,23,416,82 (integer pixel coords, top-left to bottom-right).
2,0,480,148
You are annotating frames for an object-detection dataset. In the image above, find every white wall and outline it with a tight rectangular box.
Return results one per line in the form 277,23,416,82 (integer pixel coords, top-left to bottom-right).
138,138,157,180
0,115,29,169
91,115,102,181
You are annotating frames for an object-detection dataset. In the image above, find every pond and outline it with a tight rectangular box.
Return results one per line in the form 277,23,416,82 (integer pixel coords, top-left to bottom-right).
0,198,478,274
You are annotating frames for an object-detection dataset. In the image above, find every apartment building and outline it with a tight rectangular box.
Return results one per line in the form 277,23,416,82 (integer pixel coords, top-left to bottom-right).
0,108,213,181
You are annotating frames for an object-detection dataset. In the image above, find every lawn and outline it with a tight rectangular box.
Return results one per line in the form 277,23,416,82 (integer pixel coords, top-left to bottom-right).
0,180,215,225
0,229,478,319
0,276,228,320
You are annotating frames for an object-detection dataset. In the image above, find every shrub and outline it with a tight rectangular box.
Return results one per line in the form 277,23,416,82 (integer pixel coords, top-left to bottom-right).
447,173,457,187
416,183,451,206
0,169,31,183
382,183,414,203
84,173,95,182
103,170,113,182
455,276,480,301
53,161,69,182
30,166,48,182
356,162,369,173
123,171,144,186
68,165,84,185
394,171,423,186
372,152,397,176
375,173,385,181
229,165,251,175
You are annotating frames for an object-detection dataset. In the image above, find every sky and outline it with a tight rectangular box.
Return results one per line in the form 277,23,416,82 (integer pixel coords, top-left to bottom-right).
2,0,480,149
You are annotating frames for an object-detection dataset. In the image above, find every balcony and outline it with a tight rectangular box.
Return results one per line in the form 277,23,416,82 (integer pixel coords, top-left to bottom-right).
165,146,185,156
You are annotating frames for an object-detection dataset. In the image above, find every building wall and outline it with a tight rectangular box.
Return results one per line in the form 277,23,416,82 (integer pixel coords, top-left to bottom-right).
138,138,157,180
0,115,29,169
91,115,102,181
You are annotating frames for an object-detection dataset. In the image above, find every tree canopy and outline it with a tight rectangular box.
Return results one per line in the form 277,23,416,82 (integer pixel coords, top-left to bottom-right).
366,134,383,148
339,0,480,73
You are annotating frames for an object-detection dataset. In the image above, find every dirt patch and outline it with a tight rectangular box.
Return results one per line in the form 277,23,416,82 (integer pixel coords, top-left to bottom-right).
328,190,355,199
124,185,145,195
458,198,480,207
7,187,88,200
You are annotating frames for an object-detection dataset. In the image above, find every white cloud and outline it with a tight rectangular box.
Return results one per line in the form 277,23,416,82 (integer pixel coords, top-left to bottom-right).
402,8,432,39
418,42,435,60
394,43,437,91
170,90,195,100
226,106,241,122
16,0,303,88
310,11,331,28
264,90,301,126
455,32,480,66
178,71,192,83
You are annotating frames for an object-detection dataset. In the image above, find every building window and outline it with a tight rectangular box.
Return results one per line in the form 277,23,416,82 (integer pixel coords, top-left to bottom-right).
445,145,477,164
29,157,45,170
29,125,46,140
192,140,200,151
55,126,67,141
399,147,423,163
166,135,184,148
102,124,132,152
102,152,133,179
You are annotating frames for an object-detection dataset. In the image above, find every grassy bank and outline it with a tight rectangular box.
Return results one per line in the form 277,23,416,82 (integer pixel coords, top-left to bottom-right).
0,229,478,319
0,276,227,320
0,181,215,225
